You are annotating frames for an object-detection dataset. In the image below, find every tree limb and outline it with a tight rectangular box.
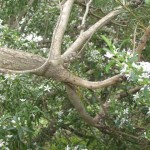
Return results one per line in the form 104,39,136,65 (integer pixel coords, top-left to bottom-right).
135,25,150,61
63,72,125,89
115,86,142,100
62,8,122,62
0,0,75,74
65,83,99,126
49,0,75,59
0,48,125,89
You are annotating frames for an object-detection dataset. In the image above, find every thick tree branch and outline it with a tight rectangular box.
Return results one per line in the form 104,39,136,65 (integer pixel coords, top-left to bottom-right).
62,8,122,62
0,48,63,78
66,84,99,126
0,0,74,74
63,72,125,89
0,48,45,72
0,48,125,89
49,0,75,59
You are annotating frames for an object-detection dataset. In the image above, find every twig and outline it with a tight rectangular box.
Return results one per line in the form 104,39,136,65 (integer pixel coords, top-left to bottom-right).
80,0,93,34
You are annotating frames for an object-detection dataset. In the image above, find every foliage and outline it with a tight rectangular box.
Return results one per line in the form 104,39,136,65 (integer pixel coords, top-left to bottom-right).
0,0,150,150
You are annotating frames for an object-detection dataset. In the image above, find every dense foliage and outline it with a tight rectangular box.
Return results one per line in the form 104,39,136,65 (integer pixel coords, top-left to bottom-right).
0,0,150,149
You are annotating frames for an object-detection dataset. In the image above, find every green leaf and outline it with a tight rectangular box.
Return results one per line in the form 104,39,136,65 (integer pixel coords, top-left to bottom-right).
101,35,112,48
101,35,114,51
145,0,150,5
18,128,24,141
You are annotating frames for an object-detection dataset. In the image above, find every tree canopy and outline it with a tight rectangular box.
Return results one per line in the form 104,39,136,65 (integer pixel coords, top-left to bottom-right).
0,0,150,149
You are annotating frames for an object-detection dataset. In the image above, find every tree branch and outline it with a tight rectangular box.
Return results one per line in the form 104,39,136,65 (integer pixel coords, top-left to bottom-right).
65,83,99,126
0,48,125,90
0,0,75,74
62,8,122,62
135,25,150,61
0,48,45,72
63,71,125,89
80,0,93,34
115,86,142,100
49,0,75,59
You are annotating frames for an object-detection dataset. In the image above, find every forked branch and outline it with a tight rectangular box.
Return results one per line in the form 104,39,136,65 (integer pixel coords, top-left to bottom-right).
62,8,122,62
0,0,75,74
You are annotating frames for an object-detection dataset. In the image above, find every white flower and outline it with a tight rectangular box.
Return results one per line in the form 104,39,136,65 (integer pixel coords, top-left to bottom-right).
0,139,5,148
91,50,100,59
0,95,6,103
147,107,150,115
126,50,133,56
58,119,63,123
18,117,20,121
58,111,63,117
20,18,25,25
115,110,118,114
65,145,70,150
39,85,44,89
139,62,150,73
74,145,79,150
121,118,128,124
34,35,42,42
11,120,16,124
6,135,13,138
132,62,141,70
120,63,128,73
41,48,47,53
44,85,51,92
123,108,128,114
140,73,149,79
4,74,17,80
20,99,26,102
104,51,114,58
0,19,3,24
33,142,37,145
133,92,139,100
144,132,148,139
24,33,43,42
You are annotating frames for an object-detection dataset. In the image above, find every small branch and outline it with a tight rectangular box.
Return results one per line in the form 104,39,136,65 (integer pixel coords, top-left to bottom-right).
135,25,150,61
62,125,94,139
80,0,93,34
17,0,35,22
102,86,142,113
33,120,56,145
132,24,137,52
76,1,126,27
115,86,142,100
